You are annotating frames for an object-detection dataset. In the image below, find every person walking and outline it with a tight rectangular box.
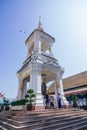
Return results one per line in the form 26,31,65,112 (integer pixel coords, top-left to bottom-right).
57,93,62,109
45,94,50,109
50,96,54,109
53,95,57,109
77,99,82,109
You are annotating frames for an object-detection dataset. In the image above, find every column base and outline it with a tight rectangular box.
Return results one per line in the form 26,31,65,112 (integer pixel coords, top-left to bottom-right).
35,93,44,106
61,96,69,106
62,104,72,109
35,105,45,111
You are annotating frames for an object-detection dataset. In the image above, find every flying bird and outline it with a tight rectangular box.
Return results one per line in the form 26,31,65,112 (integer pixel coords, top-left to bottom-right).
19,30,26,33
19,30,22,32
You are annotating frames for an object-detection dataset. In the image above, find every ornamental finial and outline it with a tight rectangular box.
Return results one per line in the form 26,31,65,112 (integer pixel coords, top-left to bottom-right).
38,16,43,30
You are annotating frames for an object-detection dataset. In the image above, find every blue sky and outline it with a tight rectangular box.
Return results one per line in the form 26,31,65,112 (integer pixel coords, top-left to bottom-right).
0,0,87,99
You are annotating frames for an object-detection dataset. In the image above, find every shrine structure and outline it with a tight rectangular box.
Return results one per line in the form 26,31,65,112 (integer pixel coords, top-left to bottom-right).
16,20,68,109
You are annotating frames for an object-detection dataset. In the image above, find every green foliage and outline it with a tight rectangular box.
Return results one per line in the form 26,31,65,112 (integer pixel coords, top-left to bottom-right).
3,97,9,106
3,97,10,110
11,89,36,106
25,89,36,105
11,99,28,106
71,95,77,107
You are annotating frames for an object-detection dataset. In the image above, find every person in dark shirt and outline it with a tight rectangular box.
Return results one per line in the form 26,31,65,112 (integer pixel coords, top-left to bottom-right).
57,93,62,109
45,94,50,109
41,82,46,95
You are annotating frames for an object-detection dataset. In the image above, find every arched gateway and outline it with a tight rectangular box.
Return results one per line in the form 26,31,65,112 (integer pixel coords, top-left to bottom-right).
17,21,68,109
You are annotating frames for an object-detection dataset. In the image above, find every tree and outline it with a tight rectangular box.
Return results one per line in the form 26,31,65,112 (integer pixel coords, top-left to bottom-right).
3,97,9,110
25,89,36,110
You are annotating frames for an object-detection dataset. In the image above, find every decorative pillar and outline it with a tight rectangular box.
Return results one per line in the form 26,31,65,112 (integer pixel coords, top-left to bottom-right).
30,63,44,108
58,77,64,96
58,69,69,106
16,78,23,100
34,33,42,54
27,44,30,58
22,80,27,99
38,40,42,53
54,80,58,108
49,47,53,56
17,78,28,100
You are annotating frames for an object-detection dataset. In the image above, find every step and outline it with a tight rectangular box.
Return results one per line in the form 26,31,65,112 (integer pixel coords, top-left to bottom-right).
11,109,86,121
1,110,87,127
73,124,87,130
11,110,87,125
31,116,87,130
0,108,87,130
0,125,8,130
1,111,87,130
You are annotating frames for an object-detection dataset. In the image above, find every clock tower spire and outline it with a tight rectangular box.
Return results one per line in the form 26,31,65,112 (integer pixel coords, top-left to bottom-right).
38,16,43,30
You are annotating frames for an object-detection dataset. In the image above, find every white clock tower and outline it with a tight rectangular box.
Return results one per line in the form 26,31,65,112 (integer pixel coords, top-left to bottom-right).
17,20,68,109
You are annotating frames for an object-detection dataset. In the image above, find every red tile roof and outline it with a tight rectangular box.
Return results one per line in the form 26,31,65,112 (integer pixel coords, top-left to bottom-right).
0,92,4,98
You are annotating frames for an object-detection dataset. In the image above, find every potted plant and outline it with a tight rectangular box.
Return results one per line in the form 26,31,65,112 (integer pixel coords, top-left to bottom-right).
25,89,36,111
71,95,77,107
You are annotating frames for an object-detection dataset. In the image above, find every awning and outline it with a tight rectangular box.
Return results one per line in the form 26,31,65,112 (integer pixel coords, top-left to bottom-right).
65,88,87,96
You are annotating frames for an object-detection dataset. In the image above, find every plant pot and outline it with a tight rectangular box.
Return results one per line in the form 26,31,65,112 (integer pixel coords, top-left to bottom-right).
27,104,35,111
73,104,77,108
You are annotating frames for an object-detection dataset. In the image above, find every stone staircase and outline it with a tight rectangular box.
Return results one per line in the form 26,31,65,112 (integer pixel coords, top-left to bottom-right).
0,108,87,130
